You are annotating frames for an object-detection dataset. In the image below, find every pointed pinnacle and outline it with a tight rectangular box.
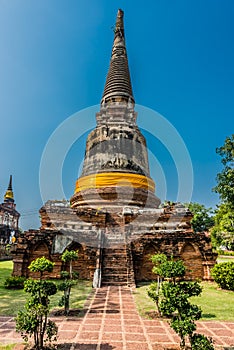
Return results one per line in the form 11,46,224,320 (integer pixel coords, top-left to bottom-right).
4,175,14,201
101,9,134,105
8,175,13,191
115,9,124,37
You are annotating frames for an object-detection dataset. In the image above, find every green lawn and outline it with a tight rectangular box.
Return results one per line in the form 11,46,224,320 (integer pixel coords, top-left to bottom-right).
0,343,16,350
0,260,92,316
133,281,234,321
0,344,16,350
217,255,234,263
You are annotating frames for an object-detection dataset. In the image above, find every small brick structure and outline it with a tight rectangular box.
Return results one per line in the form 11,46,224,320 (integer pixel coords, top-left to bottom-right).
11,10,217,286
0,175,20,259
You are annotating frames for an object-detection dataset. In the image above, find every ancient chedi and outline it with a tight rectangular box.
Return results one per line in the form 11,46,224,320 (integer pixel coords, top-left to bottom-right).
0,176,20,247
70,9,160,219
12,10,216,285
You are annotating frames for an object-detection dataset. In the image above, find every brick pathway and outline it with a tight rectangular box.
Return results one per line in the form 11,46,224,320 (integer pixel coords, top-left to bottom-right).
0,286,234,349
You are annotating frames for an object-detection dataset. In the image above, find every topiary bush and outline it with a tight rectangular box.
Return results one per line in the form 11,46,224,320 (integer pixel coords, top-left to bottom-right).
190,333,214,350
148,254,214,350
58,250,79,315
4,276,26,289
15,257,58,349
211,261,234,290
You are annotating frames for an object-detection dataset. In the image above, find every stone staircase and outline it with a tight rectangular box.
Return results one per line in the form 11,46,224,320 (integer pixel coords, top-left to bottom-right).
101,235,135,286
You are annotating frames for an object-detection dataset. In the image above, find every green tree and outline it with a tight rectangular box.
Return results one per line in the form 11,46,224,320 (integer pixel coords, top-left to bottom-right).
211,203,234,250
58,250,79,315
212,135,234,249
185,202,214,233
213,134,234,204
147,254,214,350
15,257,58,349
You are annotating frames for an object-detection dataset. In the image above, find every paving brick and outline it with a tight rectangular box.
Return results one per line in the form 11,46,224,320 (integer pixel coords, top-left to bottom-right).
144,326,167,334
84,319,103,325
125,332,146,341
142,320,162,326
124,325,144,333
103,325,122,332
80,324,102,332
78,331,99,340
148,333,174,342
60,323,81,331
102,331,123,341
125,342,150,350
57,331,77,340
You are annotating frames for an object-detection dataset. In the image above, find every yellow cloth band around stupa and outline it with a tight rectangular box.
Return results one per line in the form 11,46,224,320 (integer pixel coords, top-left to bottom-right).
75,172,155,193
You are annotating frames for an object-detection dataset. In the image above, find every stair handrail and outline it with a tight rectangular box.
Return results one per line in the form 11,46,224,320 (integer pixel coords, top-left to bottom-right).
92,229,103,288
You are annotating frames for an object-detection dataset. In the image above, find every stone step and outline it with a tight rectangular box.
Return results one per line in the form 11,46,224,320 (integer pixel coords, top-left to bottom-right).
102,264,127,273
102,253,128,258
104,244,126,249
103,241,126,247
102,275,128,282
102,267,128,274
102,255,127,261
100,244,135,287
103,249,127,254
102,272,128,277
102,253,127,259
101,281,129,286
102,261,128,268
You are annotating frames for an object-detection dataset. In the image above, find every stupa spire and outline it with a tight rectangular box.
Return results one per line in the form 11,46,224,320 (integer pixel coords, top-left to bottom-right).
4,175,14,202
101,9,134,105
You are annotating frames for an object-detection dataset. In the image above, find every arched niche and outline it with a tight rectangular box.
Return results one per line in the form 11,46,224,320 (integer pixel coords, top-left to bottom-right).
180,243,203,280
28,242,50,278
137,243,158,281
62,242,91,279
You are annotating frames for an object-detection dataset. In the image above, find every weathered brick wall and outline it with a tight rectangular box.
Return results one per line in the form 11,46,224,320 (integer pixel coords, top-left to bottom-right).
11,228,97,280
11,202,217,284
131,231,217,282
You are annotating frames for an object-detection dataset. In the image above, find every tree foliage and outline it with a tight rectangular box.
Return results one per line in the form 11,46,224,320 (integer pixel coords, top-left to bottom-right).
152,254,185,280
147,254,214,350
211,203,234,250
213,134,234,204
212,135,234,249
15,257,58,349
187,203,214,233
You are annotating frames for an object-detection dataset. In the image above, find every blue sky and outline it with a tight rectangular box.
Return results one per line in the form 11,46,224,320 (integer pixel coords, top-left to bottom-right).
0,0,233,230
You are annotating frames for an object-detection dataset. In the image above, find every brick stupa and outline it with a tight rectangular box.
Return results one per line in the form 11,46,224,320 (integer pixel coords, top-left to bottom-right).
12,10,216,286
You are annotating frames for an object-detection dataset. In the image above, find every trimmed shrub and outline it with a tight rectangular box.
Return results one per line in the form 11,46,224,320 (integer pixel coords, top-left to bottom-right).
4,276,26,289
211,261,234,290
15,257,57,349
148,254,214,350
